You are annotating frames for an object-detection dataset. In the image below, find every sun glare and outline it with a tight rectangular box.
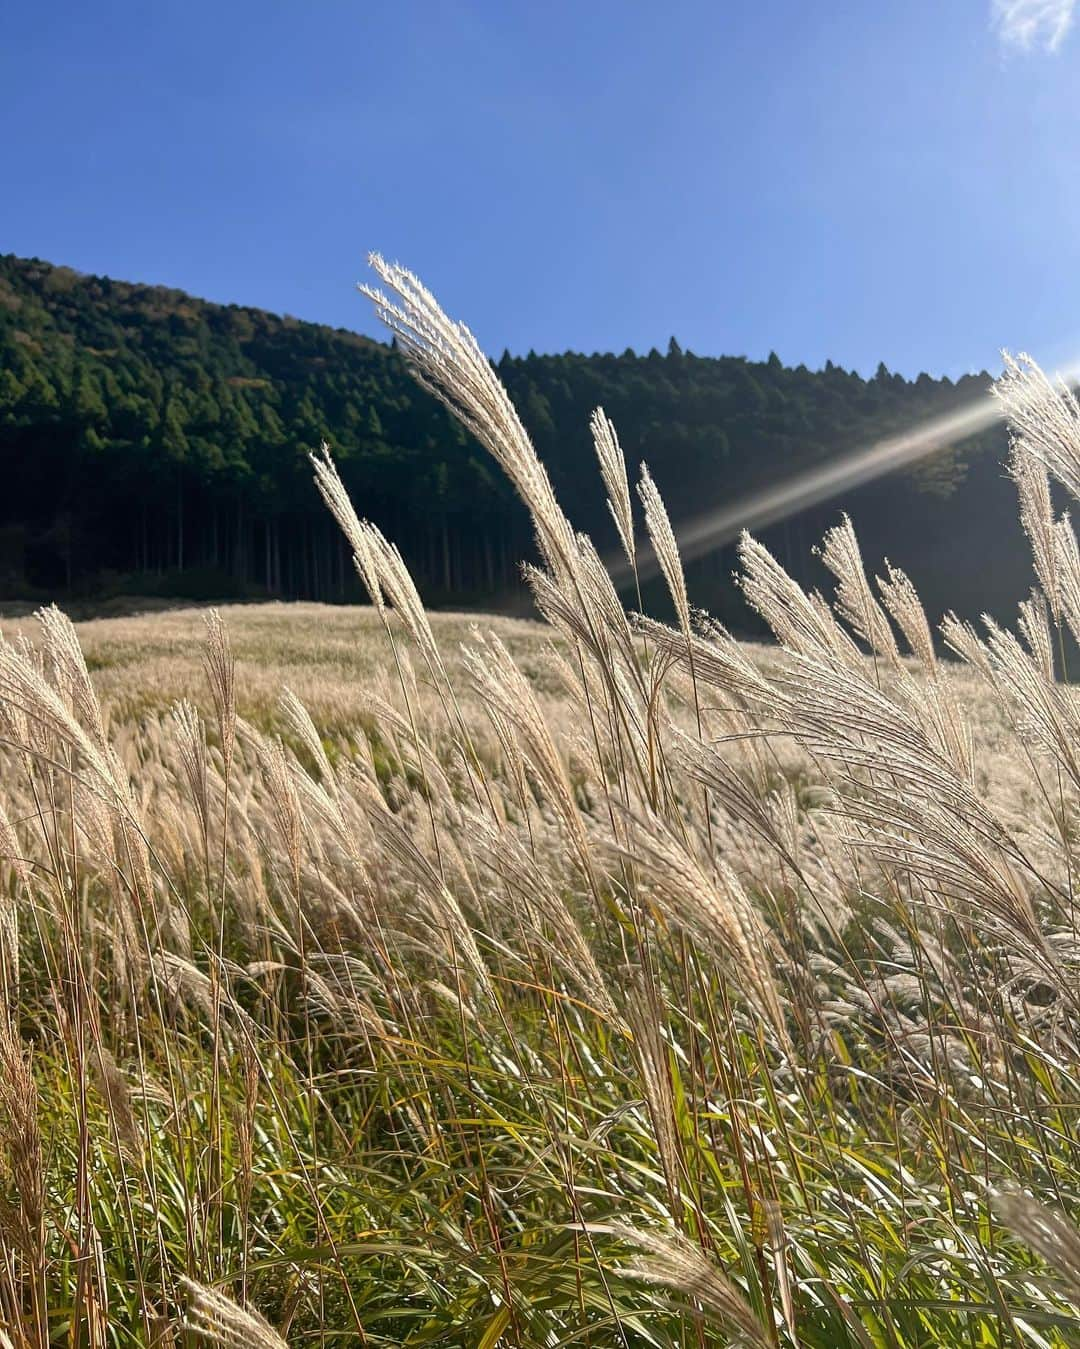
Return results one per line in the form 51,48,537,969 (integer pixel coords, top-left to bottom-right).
614,362,1079,585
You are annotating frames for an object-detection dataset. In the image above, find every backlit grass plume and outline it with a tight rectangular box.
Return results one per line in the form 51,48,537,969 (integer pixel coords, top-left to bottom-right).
0,256,1077,1345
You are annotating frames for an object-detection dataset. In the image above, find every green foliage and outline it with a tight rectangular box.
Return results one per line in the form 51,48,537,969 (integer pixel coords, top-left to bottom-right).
0,254,1024,621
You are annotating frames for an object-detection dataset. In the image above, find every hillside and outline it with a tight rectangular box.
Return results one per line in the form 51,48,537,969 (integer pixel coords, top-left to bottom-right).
0,253,1024,626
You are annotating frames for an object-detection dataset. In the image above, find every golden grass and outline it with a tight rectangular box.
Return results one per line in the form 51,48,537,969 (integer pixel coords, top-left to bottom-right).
0,603,557,726
1,269,1079,1346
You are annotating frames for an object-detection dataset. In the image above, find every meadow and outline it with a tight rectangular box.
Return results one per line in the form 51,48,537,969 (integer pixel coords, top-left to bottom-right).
1,258,1080,1346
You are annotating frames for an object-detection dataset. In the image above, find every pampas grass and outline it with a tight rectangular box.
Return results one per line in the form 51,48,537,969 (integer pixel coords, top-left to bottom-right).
0,260,1078,1344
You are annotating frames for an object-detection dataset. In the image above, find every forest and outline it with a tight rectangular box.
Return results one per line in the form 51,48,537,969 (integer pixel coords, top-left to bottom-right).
0,253,1026,627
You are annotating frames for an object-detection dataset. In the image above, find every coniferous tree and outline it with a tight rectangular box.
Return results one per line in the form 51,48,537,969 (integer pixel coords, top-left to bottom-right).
0,252,1023,624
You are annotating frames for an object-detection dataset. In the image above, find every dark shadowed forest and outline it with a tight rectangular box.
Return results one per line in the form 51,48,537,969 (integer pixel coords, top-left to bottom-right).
0,253,1026,629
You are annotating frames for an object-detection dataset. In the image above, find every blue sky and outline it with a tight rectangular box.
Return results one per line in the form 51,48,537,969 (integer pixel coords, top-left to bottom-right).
4,1,1080,378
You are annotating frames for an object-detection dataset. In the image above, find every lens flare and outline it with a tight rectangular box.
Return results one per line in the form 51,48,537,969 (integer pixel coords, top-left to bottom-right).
612,379,1021,586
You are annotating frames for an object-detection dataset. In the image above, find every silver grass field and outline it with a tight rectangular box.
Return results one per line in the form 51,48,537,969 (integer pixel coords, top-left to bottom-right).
2,260,1080,1345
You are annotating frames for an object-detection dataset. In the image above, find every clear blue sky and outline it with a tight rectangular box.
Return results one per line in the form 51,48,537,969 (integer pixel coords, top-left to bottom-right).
4,1,1080,378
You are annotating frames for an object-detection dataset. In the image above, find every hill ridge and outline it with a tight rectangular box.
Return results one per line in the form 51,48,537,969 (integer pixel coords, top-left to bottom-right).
0,252,1018,625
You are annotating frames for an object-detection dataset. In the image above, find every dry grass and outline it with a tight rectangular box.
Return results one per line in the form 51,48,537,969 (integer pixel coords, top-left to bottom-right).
0,603,556,728
0,270,1079,1346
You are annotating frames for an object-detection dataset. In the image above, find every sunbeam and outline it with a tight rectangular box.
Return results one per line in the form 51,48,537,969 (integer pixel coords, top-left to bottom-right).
611,365,1076,587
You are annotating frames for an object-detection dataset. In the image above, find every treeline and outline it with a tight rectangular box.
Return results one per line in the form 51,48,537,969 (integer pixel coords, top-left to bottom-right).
0,253,1027,627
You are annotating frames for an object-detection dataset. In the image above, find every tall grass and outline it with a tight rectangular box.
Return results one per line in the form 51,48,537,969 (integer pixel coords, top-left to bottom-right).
0,267,1078,1345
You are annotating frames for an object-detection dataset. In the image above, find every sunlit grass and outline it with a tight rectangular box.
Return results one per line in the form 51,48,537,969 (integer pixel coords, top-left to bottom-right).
1,272,1079,1345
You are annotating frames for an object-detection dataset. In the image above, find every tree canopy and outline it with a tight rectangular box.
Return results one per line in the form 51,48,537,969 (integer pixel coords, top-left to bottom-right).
0,253,1023,627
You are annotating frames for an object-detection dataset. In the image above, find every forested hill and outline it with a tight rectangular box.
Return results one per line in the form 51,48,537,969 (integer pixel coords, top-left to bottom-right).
0,253,1027,628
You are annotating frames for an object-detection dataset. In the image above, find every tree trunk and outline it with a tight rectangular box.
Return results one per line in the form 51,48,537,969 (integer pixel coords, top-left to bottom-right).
177,473,184,571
